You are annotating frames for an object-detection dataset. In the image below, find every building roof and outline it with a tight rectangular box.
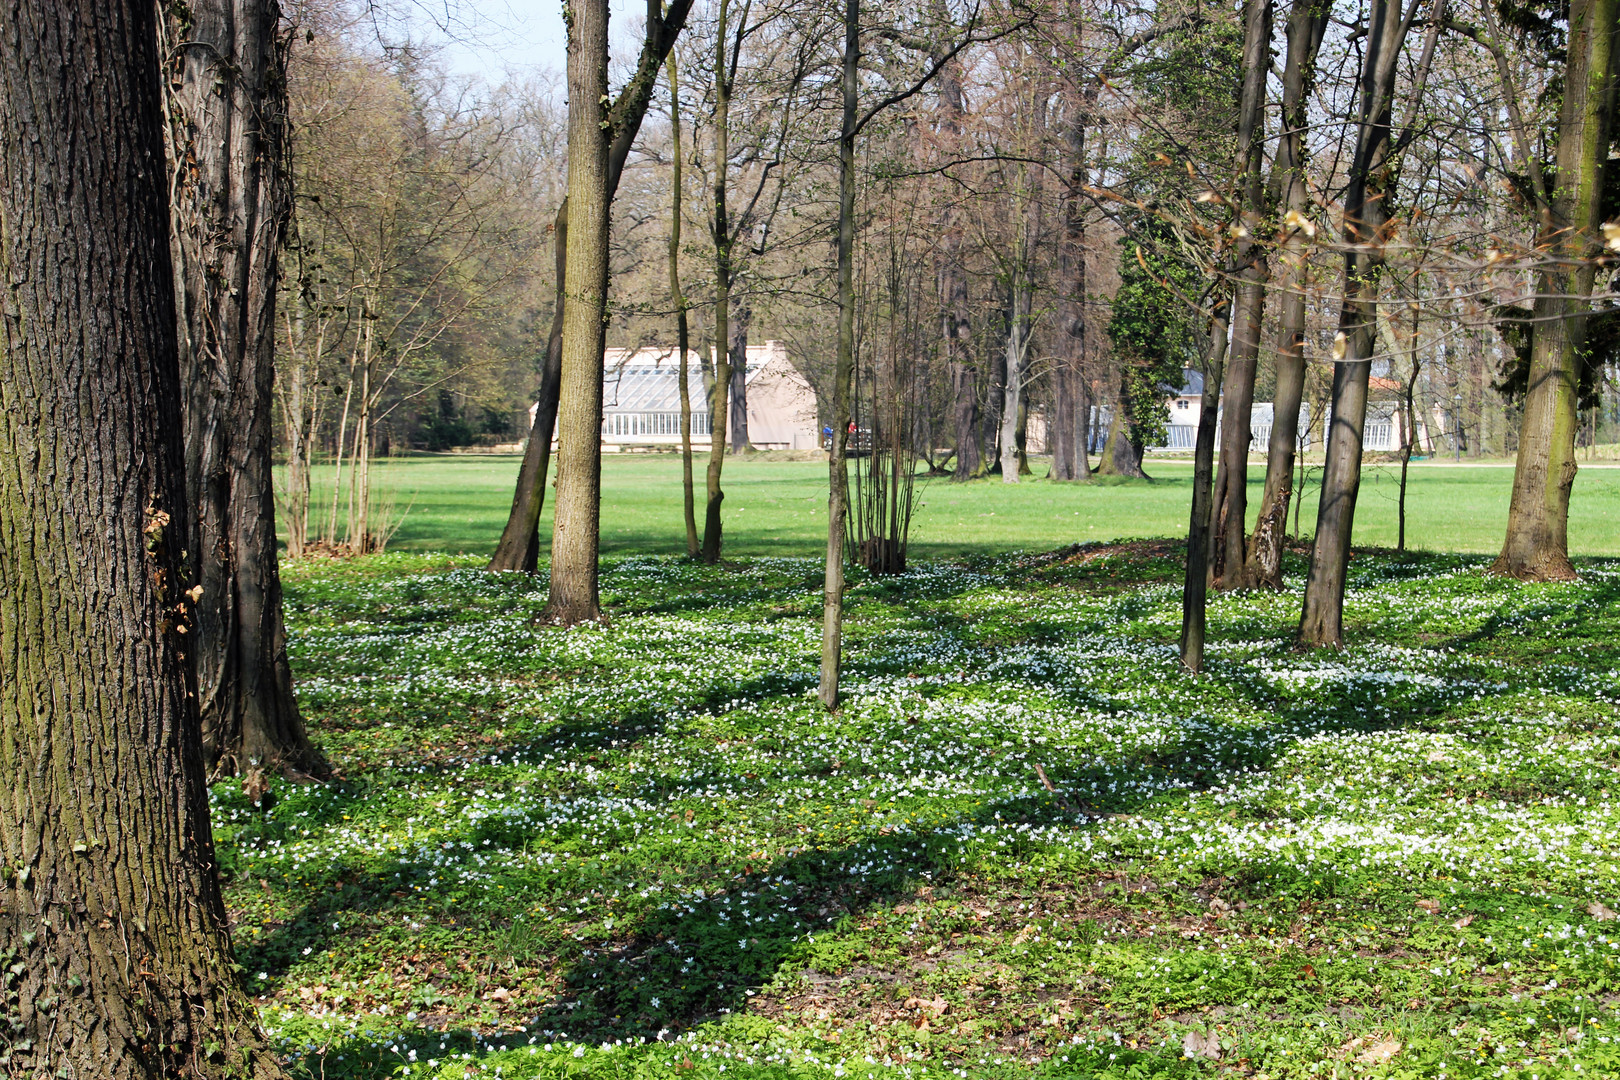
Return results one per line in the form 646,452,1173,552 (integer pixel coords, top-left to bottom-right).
600,341,794,414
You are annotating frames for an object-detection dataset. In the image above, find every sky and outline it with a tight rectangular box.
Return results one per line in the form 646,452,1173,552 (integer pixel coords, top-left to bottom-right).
413,0,649,85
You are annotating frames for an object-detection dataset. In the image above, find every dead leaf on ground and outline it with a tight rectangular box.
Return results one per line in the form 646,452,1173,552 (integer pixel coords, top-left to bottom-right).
1587,901,1618,921
1415,898,1440,914
1453,914,1475,928
1182,1030,1221,1060
486,987,512,1002
1357,1039,1402,1065
903,995,948,1018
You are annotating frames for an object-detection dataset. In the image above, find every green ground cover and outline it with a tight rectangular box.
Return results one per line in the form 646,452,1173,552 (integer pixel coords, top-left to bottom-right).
232,545,1620,1079
297,454,1620,559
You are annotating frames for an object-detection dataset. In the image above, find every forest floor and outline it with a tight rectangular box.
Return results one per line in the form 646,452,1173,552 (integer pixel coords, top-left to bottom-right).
282,454,1620,559
230,543,1620,1078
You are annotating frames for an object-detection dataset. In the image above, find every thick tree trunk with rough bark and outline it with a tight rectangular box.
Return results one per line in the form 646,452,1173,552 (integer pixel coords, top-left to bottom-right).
545,0,612,625
1248,0,1330,589
1051,91,1093,483
1210,0,1273,591
820,0,859,709
1494,0,1617,581
0,3,281,1074
1182,298,1232,672
159,0,325,782
1096,373,1148,478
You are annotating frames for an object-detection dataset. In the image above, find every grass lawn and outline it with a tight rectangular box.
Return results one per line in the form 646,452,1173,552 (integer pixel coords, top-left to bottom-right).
307,453,1620,559
234,545,1620,1079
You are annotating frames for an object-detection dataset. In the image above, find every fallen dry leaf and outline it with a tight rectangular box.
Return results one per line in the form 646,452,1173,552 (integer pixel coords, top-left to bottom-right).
1182,1030,1221,1060
1357,1039,1402,1065
1587,901,1618,921
486,987,512,1002
1415,898,1440,914
1453,914,1475,928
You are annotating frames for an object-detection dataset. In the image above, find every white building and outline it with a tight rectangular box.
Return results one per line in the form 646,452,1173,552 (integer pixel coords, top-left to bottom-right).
530,340,820,451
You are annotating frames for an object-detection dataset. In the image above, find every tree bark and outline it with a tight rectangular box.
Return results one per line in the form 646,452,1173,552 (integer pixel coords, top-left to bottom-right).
488,0,694,574
668,51,700,558
820,0,859,709
544,0,612,625
159,0,325,782
1300,0,1436,646
1210,0,1274,590
1493,0,1617,580
1095,371,1149,478
935,58,980,483
703,0,739,563
1182,297,1232,671
0,3,281,1074
487,199,566,573
1248,0,1331,589
728,304,752,453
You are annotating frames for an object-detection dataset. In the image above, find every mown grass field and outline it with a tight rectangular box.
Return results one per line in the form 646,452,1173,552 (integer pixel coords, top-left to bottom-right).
293,453,1620,559
233,543,1620,1079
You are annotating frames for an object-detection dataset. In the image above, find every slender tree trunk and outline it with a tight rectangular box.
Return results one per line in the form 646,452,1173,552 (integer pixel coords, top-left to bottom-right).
728,305,752,453
1494,0,1617,580
488,0,693,573
668,52,700,558
704,0,737,562
159,0,324,781
487,199,567,573
1300,0,1439,646
820,0,859,709
1248,0,1331,588
1210,0,1274,591
545,0,612,625
1182,297,1233,671
936,58,979,483
1399,342,1419,552
0,3,282,1073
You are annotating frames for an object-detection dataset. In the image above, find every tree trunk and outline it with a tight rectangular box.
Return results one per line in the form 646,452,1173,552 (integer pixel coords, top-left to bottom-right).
728,305,752,453
936,58,979,483
1210,0,1274,591
488,0,693,573
820,0,859,709
1301,0,1436,646
545,0,612,625
1181,297,1232,672
1248,0,1331,589
998,290,1031,482
704,0,737,563
0,3,281,1074
159,0,324,782
1095,371,1148,478
487,199,567,573
668,52,700,558
949,360,981,479
1493,0,1616,581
